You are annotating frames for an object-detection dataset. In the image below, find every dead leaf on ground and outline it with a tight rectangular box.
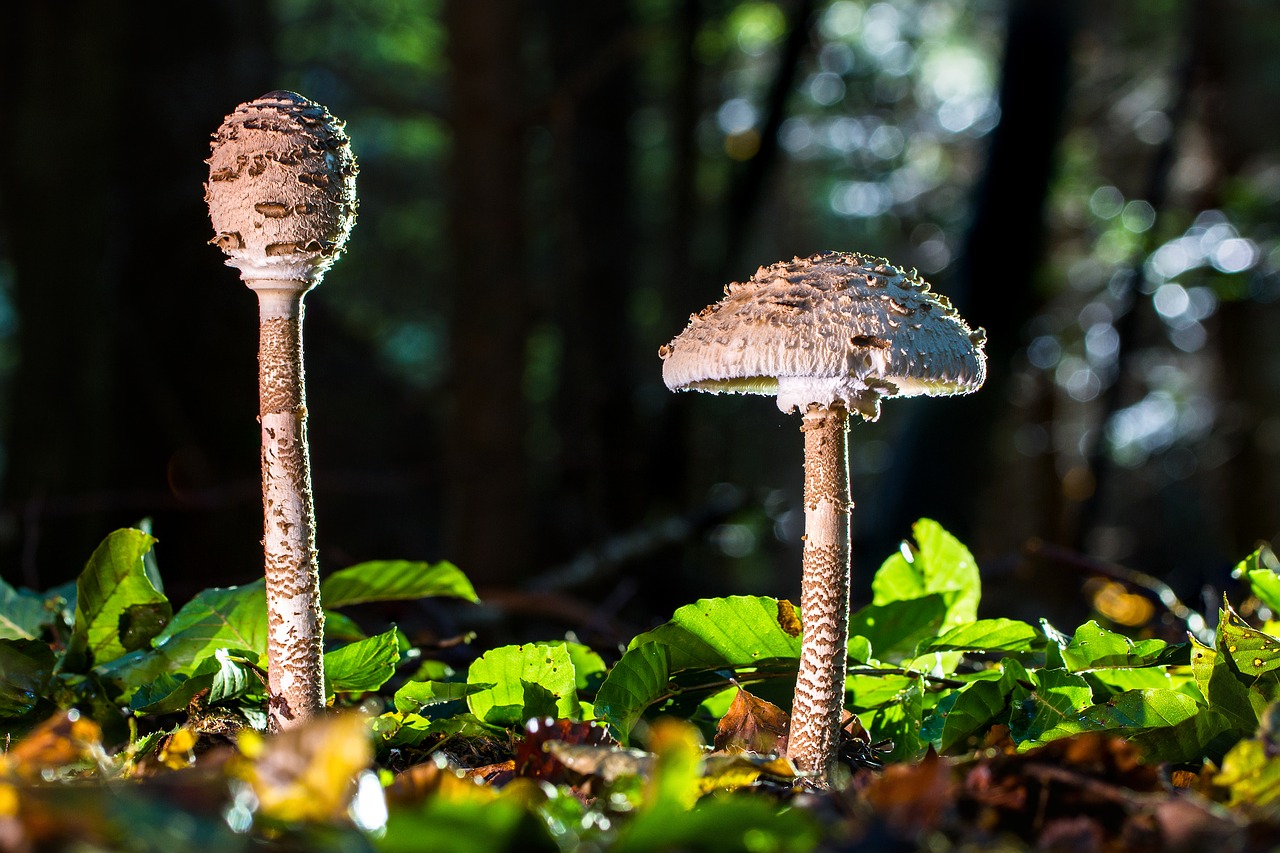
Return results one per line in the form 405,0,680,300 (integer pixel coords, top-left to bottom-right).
2,711,102,781
516,717,614,783
714,685,789,756
861,749,954,833
386,753,498,805
229,711,373,824
544,740,654,784
467,760,515,786
699,751,797,794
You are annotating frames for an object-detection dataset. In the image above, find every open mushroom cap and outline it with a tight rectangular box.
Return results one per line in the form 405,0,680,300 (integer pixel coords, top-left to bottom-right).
205,91,358,282
659,251,987,419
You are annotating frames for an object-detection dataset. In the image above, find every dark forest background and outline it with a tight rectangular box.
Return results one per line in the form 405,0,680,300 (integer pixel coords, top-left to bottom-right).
1,0,1277,650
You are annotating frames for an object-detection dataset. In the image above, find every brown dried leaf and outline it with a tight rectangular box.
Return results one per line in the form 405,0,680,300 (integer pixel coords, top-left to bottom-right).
3,712,102,781
776,599,802,637
713,685,789,756
386,755,497,805
544,740,654,783
466,760,515,786
515,717,614,782
863,750,955,833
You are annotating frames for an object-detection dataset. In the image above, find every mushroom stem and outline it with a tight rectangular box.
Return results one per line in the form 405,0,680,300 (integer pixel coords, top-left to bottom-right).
788,403,852,785
251,280,325,732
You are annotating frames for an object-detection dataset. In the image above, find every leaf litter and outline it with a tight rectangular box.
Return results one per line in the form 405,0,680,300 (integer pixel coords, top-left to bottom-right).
4,528,1280,850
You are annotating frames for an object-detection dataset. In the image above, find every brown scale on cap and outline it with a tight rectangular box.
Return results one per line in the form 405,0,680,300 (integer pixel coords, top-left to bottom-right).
205,90,358,282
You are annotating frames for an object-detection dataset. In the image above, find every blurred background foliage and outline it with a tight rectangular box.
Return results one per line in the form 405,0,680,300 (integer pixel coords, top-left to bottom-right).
0,0,1276,648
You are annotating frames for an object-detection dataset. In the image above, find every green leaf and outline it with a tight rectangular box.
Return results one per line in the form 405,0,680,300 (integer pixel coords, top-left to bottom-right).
628,596,803,671
595,643,671,741
1128,704,1236,765
1082,688,1200,730
467,643,579,725
600,597,809,740
849,594,948,663
917,618,1042,655
322,609,367,643
846,671,918,710
393,680,490,714
0,579,50,641
1216,736,1280,809
380,793,555,853
1008,668,1095,748
0,638,56,717
207,648,257,703
848,634,872,664
871,519,980,629
320,560,478,608
371,711,503,749
1218,601,1280,677
98,582,270,702
118,602,173,653
864,678,924,762
66,529,171,668
1086,667,1175,696
129,648,258,714
1239,546,1280,613
1192,636,1258,731
1039,619,1071,669
613,790,820,853
1057,620,1172,671
324,628,402,696
938,659,1026,752
150,581,268,669
565,641,608,694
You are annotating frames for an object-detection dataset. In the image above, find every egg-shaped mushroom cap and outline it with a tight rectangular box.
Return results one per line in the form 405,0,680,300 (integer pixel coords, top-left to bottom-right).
659,251,987,419
205,91,358,282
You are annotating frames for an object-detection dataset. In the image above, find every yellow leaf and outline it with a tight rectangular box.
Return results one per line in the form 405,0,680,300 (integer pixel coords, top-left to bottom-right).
158,727,201,770
0,782,16,817
231,712,373,824
386,754,498,806
644,717,704,811
6,711,103,780
698,752,796,795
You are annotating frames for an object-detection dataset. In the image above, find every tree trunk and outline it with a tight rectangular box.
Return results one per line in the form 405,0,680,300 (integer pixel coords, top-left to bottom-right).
543,0,638,558
875,0,1077,563
0,3,272,591
443,0,532,585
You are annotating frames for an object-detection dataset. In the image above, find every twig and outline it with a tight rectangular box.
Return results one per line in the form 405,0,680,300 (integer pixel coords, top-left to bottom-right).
1025,538,1211,642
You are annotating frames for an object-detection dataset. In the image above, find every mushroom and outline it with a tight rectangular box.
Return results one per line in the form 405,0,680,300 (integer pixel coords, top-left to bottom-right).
659,251,986,785
205,91,358,731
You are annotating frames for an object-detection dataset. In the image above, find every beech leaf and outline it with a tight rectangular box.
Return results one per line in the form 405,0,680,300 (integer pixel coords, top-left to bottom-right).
713,685,789,756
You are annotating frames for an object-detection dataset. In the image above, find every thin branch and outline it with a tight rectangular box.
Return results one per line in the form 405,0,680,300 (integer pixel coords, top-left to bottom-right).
1024,538,1211,642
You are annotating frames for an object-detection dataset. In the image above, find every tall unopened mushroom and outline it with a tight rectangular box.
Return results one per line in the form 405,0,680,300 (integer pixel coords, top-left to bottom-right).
205,91,358,731
660,251,985,785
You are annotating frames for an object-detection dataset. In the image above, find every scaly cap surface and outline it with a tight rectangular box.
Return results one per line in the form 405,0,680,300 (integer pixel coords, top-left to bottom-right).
206,91,358,282
659,251,986,419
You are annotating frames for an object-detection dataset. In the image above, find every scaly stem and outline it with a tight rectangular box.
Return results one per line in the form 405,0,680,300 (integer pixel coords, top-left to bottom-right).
251,281,325,732
787,403,851,785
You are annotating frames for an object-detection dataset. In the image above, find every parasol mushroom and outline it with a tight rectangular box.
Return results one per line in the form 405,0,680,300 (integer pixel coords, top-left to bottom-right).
659,251,985,785
205,91,358,731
